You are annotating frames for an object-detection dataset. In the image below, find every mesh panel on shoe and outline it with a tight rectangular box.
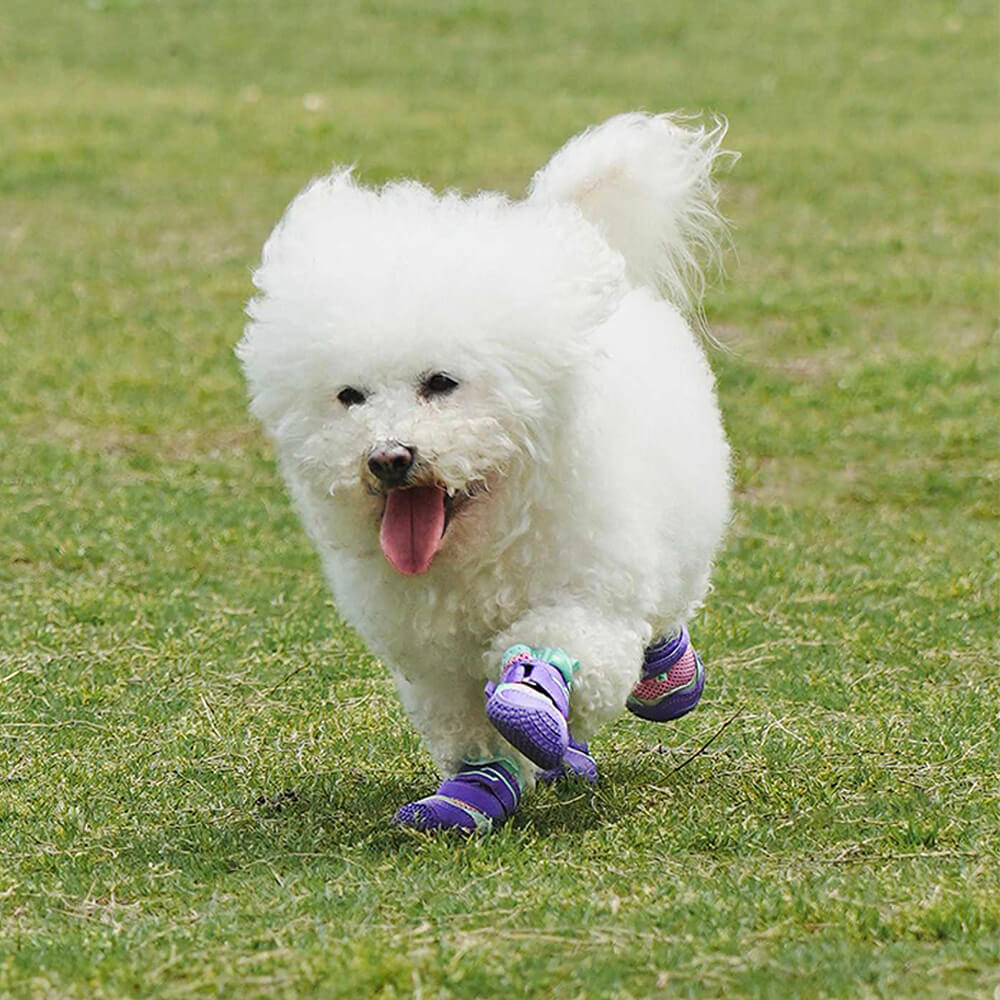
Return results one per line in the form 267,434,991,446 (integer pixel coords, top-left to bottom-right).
631,645,697,701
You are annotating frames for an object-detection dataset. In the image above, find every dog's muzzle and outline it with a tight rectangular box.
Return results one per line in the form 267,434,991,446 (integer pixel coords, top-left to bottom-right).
367,441,416,488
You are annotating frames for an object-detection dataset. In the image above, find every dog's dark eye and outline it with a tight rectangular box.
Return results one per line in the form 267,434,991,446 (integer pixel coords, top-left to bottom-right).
337,386,367,408
421,372,459,398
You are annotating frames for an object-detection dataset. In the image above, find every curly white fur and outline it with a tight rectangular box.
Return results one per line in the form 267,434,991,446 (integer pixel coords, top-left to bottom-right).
238,112,734,787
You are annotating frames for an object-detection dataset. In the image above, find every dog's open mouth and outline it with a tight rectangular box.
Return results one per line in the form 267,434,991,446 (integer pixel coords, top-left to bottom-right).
378,485,472,576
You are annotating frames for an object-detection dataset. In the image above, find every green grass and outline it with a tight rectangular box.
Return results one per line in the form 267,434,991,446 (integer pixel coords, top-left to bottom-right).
1,0,998,997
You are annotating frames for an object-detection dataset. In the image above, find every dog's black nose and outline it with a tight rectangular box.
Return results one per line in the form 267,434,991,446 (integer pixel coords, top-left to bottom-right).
367,442,416,486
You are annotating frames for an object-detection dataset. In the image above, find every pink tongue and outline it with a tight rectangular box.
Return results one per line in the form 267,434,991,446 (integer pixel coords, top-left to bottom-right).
379,486,447,576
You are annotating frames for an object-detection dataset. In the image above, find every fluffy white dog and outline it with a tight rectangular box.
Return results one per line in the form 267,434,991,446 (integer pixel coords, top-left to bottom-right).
239,112,733,833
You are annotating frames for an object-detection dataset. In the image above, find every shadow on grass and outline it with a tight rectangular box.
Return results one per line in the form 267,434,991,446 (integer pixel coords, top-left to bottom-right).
100,764,618,883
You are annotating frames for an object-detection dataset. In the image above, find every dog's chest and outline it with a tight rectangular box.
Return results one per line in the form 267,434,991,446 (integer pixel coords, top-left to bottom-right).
331,557,529,676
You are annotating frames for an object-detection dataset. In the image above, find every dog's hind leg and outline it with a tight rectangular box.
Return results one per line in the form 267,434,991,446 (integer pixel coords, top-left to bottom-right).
626,627,706,722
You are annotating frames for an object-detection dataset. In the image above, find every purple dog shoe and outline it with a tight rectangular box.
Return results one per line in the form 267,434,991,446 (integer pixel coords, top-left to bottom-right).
626,628,705,722
394,759,521,834
485,645,578,770
537,737,599,784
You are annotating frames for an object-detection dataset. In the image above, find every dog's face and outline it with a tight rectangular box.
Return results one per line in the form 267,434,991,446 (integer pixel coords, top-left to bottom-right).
282,348,545,576
240,170,625,575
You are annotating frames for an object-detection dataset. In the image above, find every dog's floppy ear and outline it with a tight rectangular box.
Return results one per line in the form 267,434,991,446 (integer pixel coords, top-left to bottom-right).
527,113,736,323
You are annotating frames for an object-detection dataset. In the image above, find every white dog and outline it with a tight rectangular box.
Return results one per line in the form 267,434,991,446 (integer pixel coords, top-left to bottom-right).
239,113,733,833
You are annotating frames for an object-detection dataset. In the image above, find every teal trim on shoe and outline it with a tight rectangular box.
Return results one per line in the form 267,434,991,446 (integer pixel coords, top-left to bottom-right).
500,644,580,686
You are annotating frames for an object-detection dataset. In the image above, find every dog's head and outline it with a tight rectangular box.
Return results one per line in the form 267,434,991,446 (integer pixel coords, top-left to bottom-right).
239,169,625,576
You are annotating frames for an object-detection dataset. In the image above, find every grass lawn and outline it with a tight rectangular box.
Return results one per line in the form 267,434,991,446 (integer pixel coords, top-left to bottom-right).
1,0,997,997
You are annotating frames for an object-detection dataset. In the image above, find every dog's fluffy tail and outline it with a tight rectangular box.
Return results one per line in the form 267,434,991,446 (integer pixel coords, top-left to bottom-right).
527,112,736,323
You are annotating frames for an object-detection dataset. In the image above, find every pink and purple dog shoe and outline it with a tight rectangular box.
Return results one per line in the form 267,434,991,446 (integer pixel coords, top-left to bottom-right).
627,628,705,722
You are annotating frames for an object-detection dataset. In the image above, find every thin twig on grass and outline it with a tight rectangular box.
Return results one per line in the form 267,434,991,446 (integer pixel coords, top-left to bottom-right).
262,662,310,699
669,706,745,774
820,849,979,865
198,693,223,741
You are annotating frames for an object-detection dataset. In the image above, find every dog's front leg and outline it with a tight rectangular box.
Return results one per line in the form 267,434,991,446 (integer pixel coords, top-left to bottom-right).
390,668,535,835
484,602,652,783
391,603,645,835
